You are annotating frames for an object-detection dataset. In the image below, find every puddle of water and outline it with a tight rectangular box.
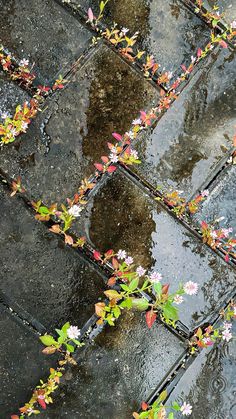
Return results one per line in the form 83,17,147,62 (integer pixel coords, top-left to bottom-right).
0,0,92,84
194,165,236,231
0,306,57,417
0,185,107,330
76,169,235,330
131,47,236,198
0,44,160,205
168,321,236,418
42,312,185,418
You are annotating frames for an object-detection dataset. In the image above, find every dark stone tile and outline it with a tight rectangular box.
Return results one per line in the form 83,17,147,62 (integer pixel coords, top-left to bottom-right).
0,0,92,84
43,312,185,418
168,321,236,418
75,170,235,330
0,185,106,330
131,47,236,198
78,0,210,79
0,306,57,418
194,165,236,231
0,71,30,116
203,0,236,25
0,44,160,204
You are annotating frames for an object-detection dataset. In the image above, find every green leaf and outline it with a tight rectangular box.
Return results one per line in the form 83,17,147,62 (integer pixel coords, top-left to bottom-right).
163,302,179,321
153,282,162,296
129,277,139,291
158,390,167,402
172,402,180,411
100,1,105,12
39,206,50,214
62,322,70,333
139,412,150,418
40,335,57,346
131,298,149,311
120,284,131,292
113,305,121,318
168,413,174,419
65,343,74,353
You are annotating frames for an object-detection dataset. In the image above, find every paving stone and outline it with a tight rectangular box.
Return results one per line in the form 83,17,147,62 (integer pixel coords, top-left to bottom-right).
168,321,236,418
0,0,92,84
75,169,235,330
78,0,210,79
0,44,160,205
194,164,236,231
0,184,107,331
203,0,236,25
0,71,30,116
0,306,57,418
131,47,236,198
42,312,185,418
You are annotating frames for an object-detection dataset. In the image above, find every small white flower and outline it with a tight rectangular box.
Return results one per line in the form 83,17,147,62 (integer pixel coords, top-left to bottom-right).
131,149,138,159
223,322,232,330
174,294,184,305
222,228,233,238
201,189,209,197
234,306,236,316
150,272,162,283
202,337,212,344
117,249,127,260
136,266,146,277
222,329,232,342
21,122,28,131
1,112,10,119
184,281,198,295
215,216,225,223
180,402,192,416
231,19,236,29
125,256,133,266
210,230,218,239
191,55,196,63
132,118,142,125
68,205,83,218
109,153,118,163
11,128,17,137
19,58,29,67
67,325,81,339
121,27,129,35
126,130,135,139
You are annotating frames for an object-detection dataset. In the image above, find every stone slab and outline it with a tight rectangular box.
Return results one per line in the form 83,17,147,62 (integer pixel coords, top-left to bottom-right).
168,321,236,418
42,312,185,418
0,306,57,418
0,0,92,84
131,47,236,198
75,169,236,330
0,44,160,205
203,0,236,25
0,71,30,116
0,184,107,331
194,164,236,231
78,0,210,80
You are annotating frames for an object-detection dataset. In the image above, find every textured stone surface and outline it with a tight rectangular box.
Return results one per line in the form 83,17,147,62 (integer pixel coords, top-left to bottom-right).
168,321,236,418
75,170,236,330
194,165,236,231
131,47,236,198
0,0,92,84
0,306,57,418
0,71,30,116
203,0,236,25
0,185,107,330
43,312,185,418
78,0,210,79
0,44,160,204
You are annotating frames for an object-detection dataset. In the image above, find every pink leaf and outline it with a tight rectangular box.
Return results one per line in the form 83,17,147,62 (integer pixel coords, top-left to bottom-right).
94,163,104,171
224,254,230,263
107,165,117,173
219,40,228,48
101,156,109,163
93,250,102,261
197,48,202,57
87,8,94,22
112,132,122,141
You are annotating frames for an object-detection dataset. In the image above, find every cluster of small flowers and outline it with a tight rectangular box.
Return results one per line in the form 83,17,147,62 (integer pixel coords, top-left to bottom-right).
117,249,134,265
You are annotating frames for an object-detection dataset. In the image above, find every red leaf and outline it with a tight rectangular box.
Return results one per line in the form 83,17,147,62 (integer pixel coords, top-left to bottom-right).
101,156,109,163
38,397,47,409
197,48,202,57
141,402,148,411
224,254,230,263
112,132,122,141
105,249,114,257
107,165,117,173
94,163,104,171
145,310,157,329
219,40,228,49
11,416,19,419
93,250,102,261
162,284,169,295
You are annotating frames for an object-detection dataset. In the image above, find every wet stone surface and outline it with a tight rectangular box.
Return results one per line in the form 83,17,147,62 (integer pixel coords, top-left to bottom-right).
131,47,236,198
0,184,107,331
0,0,92,84
194,164,236,231
42,312,185,419
78,0,210,79
76,169,235,330
0,44,160,204
0,305,57,418
0,71,30,116
168,321,236,418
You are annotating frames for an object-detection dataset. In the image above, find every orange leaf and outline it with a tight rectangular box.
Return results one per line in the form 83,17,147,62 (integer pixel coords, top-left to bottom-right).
145,310,157,329
49,224,61,234
64,234,74,245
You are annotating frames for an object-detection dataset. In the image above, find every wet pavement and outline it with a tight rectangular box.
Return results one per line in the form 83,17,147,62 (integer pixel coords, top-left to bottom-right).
0,0,235,417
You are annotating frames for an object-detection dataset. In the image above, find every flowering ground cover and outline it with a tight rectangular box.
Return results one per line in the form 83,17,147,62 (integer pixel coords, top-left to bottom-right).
0,0,235,418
